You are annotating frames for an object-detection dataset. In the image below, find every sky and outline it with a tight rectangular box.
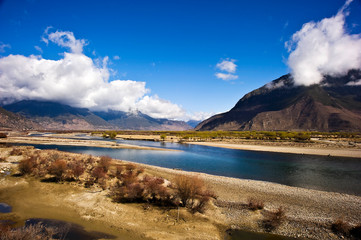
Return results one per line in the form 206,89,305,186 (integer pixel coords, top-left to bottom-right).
0,0,361,120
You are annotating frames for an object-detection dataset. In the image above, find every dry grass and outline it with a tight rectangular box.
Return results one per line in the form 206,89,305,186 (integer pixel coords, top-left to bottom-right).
0,222,59,240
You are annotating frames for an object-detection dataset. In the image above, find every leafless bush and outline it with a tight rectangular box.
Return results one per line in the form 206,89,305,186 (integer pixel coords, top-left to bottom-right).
0,222,58,240
0,133,7,138
143,175,173,205
10,148,22,156
69,162,85,180
91,166,107,182
111,181,144,203
174,175,215,213
47,159,67,181
261,207,285,231
331,218,350,236
18,156,38,175
247,198,264,211
99,156,112,172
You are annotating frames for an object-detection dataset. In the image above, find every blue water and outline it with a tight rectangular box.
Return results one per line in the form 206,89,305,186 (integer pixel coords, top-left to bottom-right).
27,138,361,196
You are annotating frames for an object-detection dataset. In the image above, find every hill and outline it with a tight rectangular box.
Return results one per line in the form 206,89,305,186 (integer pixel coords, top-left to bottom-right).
0,106,42,131
196,70,361,132
3,100,192,131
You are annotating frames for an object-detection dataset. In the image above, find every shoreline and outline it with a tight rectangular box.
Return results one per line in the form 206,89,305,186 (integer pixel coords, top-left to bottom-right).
0,136,179,152
186,141,361,158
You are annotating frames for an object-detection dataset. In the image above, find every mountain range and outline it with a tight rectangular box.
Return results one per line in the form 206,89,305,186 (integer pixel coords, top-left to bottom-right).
1,100,192,131
2,70,361,132
196,70,361,132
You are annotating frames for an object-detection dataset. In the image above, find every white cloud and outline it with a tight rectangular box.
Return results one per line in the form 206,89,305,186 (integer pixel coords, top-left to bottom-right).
286,0,361,86
185,111,214,121
216,59,237,73
34,46,42,53
0,29,188,120
215,58,238,81
346,79,361,86
113,55,120,60
42,27,87,54
137,95,185,119
0,43,11,53
215,72,238,81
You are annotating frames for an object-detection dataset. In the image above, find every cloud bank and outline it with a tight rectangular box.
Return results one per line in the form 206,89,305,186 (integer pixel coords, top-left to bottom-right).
286,0,361,86
0,29,189,120
215,59,238,81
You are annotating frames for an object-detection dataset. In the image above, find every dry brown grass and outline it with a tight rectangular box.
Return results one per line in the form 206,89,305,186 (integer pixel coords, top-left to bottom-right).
0,222,58,240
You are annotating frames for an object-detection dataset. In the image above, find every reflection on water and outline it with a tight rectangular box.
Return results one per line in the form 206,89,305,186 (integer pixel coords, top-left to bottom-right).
25,137,361,196
0,202,12,213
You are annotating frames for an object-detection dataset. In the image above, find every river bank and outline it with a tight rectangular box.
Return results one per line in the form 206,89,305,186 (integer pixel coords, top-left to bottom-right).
186,142,361,158
0,136,178,152
1,145,360,239
113,133,361,158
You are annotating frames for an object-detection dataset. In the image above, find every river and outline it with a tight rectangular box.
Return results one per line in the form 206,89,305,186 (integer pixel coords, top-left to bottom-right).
28,136,361,196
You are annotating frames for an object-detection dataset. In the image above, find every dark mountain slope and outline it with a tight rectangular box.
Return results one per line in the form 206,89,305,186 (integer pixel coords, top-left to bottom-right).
0,106,42,131
93,110,192,131
196,70,361,132
4,100,113,130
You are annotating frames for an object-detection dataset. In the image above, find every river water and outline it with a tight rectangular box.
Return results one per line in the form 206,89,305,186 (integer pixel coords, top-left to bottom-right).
28,137,361,196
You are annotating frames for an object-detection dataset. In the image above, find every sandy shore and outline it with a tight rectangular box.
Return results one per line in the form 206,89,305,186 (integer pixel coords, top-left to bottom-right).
0,136,179,152
187,142,361,158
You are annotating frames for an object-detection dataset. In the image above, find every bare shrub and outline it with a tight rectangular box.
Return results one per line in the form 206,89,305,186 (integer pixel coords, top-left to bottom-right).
143,175,173,205
18,156,37,175
91,166,107,182
0,133,7,138
331,218,350,236
84,177,95,188
99,156,112,172
111,181,144,203
262,207,285,231
174,175,215,213
10,148,22,156
0,222,57,240
49,153,60,162
247,198,264,211
174,175,204,207
69,162,85,180
86,155,95,165
47,159,67,181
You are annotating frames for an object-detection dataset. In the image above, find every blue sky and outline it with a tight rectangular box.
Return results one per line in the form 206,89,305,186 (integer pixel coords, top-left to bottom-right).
1,0,361,120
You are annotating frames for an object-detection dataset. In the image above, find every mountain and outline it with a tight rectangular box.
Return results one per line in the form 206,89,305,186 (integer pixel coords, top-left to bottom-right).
0,106,42,131
3,100,113,130
186,120,201,128
93,110,192,131
3,100,192,131
196,70,361,132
